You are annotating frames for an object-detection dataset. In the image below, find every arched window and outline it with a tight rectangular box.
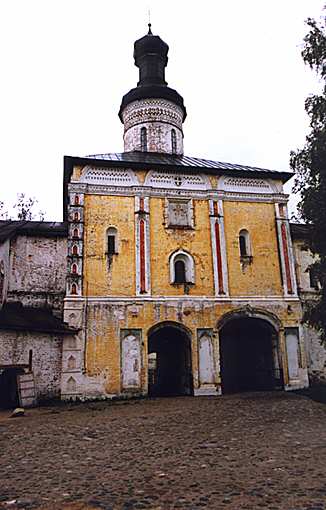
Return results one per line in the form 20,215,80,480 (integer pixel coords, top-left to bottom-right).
170,250,195,284
107,227,118,255
71,283,77,295
141,127,147,152
175,260,186,283
72,263,77,274
73,228,79,239
239,229,251,257
171,129,177,154
72,245,78,256
74,195,79,205
73,212,79,221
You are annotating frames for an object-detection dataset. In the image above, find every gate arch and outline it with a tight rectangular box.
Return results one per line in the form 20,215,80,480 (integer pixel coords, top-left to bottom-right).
218,307,283,394
147,321,193,397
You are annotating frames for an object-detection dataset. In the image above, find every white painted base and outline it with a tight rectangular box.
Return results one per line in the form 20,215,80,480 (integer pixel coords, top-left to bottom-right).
285,381,309,391
194,385,219,396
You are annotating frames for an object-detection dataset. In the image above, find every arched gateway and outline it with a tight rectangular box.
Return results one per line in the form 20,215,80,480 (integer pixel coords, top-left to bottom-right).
148,322,193,397
218,309,284,394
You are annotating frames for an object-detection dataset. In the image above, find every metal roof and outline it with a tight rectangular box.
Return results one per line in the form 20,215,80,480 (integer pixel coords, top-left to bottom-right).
63,151,293,220
82,152,293,180
0,221,67,244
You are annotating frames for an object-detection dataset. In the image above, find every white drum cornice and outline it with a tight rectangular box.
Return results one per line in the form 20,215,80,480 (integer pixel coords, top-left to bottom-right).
122,99,184,131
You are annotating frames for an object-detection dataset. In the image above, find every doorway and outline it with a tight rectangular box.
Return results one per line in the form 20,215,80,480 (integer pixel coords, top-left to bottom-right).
219,317,282,394
0,367,24,408
148,323,193,396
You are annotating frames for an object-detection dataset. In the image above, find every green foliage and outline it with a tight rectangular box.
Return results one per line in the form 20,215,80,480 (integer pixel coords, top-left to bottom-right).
291,11,326,342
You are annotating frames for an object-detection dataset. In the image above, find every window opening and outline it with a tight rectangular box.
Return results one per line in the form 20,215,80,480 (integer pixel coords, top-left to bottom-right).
73,228,79,239
175,260,186,283
72,245,78,256
72,263,77,274
108,236,115,255
71,283,77,295
171,129,177,154
74,212,79,221
107,227,118,255
239,234,247,256
141,127,147,152
239,229,251,257
74,195,79,205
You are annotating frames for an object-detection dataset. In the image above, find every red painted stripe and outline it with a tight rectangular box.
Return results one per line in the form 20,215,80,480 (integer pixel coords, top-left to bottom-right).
281,222,293,294
213,201,218,217
214,221,224,294
139,197,144,212
139,219,146,293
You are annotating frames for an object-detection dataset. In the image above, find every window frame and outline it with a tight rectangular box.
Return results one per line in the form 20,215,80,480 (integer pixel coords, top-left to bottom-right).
170,250,195,285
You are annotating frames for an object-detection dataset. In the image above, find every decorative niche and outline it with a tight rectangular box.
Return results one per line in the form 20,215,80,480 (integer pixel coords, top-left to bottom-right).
165,198,194,229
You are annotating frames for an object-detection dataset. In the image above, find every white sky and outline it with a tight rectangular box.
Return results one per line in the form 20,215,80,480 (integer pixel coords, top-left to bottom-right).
1,0,325,220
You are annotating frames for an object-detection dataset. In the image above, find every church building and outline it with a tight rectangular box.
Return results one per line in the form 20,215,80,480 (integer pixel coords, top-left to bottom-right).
2,26,323,407
61,26,309,399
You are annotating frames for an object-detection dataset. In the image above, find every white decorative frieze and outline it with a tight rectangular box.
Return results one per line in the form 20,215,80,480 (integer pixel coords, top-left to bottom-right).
145,170,211,190
218,176,275,194
122,99,184,131
79,166,138,187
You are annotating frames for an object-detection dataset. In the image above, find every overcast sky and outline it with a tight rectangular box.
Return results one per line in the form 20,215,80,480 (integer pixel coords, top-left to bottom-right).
1,0,325,220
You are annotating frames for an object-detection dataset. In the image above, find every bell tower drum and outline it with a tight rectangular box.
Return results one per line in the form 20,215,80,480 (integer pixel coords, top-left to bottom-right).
119,25,187,155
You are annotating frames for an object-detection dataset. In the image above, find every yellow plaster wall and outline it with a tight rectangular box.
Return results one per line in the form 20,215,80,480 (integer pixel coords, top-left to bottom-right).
84,299,302,394
223,201,283,296
149,198,214,296
83,195,135,296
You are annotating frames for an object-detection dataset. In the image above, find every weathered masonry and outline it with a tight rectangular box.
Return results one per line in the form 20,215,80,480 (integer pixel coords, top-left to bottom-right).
0,222,76,407
1,26,324,407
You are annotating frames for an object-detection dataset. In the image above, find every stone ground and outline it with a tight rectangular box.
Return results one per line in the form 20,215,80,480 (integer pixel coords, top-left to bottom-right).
1,392,326,510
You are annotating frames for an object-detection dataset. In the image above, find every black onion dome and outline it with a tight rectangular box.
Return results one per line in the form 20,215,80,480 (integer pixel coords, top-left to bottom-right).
134,31,169,73
119,25,187,121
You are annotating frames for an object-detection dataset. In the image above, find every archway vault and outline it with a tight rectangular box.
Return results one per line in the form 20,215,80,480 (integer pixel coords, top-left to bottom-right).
147,321,193,397
217,305,282,333
147,320,192,338
218,308,283,394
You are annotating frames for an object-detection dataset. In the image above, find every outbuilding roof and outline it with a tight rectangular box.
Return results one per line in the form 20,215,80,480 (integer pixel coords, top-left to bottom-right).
0,221,67,244
0,302,77,334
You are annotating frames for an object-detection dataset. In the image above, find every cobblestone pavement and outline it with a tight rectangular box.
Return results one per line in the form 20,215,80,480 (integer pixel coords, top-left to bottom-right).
1,392,326,510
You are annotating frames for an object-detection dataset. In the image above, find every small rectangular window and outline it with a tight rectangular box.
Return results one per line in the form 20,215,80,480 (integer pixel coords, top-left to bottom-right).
108,235,116,255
